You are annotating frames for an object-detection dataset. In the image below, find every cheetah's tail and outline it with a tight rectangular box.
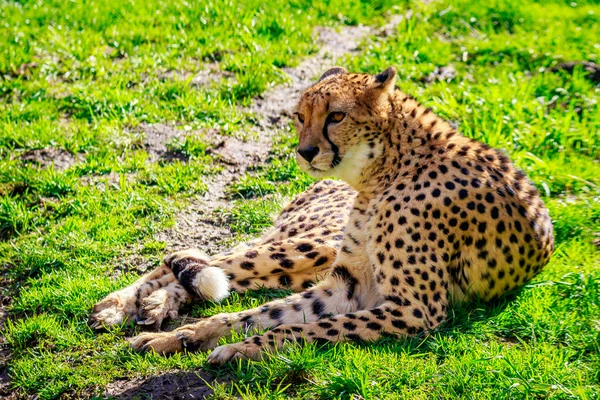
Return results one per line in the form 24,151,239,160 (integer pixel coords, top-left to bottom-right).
165,251,230,302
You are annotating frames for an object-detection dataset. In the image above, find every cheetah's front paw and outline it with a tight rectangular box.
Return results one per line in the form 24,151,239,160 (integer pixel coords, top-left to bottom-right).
89,293,134,329
128,331,184,354
136,289,178,328
129,317,230,354
207,342,263,366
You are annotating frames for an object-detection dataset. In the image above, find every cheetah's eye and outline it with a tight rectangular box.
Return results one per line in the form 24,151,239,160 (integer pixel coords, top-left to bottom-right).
328,112,346,123
295,113,305,124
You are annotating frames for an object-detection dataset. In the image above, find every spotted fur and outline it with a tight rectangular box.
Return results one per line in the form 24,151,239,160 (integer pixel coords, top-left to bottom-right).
91,66,554,366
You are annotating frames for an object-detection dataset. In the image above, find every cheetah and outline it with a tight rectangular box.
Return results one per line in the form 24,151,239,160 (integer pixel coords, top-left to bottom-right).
90,66,554,366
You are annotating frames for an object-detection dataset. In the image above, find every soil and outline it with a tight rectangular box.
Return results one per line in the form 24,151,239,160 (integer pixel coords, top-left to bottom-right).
20,147,80,170
140,123,189,163
102,371,220,399
421,65,457,84
153,18,405,255
190,62,237,88
551,61,600,83
142,124,272,254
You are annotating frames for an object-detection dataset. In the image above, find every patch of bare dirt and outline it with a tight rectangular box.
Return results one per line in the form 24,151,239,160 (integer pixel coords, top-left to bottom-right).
5,62,38,79
151,22,396,254
139,123,189,163
159,70,194,82
421,65,457,84
551,61,600,83
190,62,237,88
80,171,138,192
20,147,80,170
103,371,219,399
153,129,271,254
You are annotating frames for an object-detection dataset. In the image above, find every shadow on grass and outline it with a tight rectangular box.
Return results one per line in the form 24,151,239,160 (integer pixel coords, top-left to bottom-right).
103,370,223,400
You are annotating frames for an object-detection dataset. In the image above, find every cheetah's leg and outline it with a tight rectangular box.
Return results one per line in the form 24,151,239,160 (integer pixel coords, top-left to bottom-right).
90,236,338,330
164,239,338,303
206,246,450,365
136,281,190,328
128,267,362,354
89,264,188,329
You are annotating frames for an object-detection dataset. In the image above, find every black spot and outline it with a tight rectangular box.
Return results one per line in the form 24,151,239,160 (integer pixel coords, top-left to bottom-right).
366,322,382,331
312,299,325,316
392,319,407,329
343,322,357,331
296,243,314,252
245,250,259,259
445,182,455,190
302,280,315,289
458,189,468,199
497,221,506,233
270,252,286,260
478,222,487,233
315,257,329,266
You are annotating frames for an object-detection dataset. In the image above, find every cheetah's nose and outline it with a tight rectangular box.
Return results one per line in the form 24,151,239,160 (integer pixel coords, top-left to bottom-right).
298,146,320,163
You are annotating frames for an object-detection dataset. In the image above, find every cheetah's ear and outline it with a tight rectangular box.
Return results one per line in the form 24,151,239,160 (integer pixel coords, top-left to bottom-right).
372,66,397,91
319,67,348,82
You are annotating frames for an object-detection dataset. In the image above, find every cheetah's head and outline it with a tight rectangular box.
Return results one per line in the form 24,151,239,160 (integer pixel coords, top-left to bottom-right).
294,66,397,188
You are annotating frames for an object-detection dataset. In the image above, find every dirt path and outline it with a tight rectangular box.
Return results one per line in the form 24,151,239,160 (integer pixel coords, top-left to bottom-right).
150,21,400,255
101,16,404,399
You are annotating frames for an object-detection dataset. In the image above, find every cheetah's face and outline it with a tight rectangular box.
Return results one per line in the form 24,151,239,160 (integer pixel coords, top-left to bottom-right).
294,66,397,187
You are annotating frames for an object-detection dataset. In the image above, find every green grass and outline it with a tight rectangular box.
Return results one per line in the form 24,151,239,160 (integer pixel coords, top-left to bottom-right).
1,0,599,398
